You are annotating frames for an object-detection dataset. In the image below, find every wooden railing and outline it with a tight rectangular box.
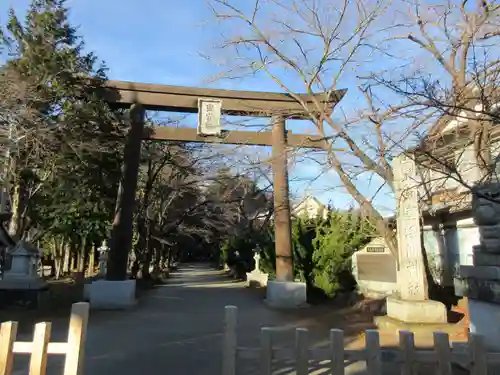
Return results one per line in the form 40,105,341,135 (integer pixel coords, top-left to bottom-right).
0,302,89,375
222,305,498,375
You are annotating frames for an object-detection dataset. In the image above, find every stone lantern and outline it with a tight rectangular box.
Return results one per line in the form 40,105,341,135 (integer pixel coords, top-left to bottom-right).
97,240,110,277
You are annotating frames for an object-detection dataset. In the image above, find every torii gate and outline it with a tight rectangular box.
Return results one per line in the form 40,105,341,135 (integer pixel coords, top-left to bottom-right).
103,80,345,307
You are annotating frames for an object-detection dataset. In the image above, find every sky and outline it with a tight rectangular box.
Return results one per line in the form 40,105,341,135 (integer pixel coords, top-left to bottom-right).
0,0,399,215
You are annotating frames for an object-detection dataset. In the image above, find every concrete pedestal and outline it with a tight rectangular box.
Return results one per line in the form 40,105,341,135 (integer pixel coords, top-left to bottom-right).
246,271,268,288
469,299,500,351
89,279,136,309
386,297,447,323
265,280,307,308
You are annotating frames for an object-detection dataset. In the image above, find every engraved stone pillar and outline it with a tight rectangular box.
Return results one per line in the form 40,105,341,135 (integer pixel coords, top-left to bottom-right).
383,153,447,324
393,153,428,300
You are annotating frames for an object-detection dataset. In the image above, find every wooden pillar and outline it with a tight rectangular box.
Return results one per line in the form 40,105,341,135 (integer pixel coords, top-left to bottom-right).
107,104,145,281
272,116,293,282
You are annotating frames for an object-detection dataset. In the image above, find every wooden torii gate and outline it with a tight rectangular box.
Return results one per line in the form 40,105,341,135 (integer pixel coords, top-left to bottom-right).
103,80,345,287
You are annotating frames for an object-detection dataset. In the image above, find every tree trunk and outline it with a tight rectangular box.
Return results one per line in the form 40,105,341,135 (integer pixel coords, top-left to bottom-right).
131,259,139,279
77,236,87,273
53,237,64,280
141,251,152,279
87,245,95,277
8,180,22,239
140,218,156,279
151,247,162,279
63,242,71,274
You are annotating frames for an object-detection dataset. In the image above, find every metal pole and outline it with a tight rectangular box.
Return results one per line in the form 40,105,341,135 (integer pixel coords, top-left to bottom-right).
271,116,293,282
107,104,145,281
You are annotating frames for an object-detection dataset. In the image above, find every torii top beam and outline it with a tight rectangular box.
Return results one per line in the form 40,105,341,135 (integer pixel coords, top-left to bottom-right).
104,80,346,118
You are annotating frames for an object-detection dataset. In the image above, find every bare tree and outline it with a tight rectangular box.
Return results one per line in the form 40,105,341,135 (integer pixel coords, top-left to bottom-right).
130,120,273,278
367,0,500,190
207,0,405,258
206,0,500,262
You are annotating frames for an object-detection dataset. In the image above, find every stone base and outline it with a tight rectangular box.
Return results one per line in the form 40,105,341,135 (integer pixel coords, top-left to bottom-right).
89,279,136,309
0,285,49,309
246,271,268,288
375,315,464,335
469,299,500,351
386,297,447,324
0,278,47,290
265,280,307,308
357,282,398,299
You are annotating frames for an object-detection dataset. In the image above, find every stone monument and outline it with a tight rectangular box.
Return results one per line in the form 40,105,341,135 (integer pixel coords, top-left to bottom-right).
352,237,398,298
386,153,447,323
455,181,500,350
246,251,269,288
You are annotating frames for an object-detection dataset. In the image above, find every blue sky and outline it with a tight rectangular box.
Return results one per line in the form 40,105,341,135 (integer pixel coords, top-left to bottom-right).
0,0,398,215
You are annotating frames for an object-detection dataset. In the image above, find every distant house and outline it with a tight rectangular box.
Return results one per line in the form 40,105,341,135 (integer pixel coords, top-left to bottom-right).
291,194,328,219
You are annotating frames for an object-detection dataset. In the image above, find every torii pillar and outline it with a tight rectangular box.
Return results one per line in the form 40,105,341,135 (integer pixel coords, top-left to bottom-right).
265,116,307,308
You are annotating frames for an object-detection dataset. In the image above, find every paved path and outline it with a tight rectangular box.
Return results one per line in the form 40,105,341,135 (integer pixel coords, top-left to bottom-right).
12,264,384,375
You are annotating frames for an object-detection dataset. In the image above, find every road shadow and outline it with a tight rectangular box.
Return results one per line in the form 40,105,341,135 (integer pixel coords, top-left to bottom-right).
166,264,471,375
3,263,472,375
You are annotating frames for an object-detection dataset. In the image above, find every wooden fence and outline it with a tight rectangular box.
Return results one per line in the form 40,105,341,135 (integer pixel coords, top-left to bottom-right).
0,302,89,375
222,305,500,375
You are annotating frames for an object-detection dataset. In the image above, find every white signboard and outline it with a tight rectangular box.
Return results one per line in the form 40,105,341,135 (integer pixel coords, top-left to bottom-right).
197,98,222,136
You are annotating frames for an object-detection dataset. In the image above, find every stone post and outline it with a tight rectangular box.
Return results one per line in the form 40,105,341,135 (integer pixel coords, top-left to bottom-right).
385,153,447,324
393,153,428,300
456,181,500,350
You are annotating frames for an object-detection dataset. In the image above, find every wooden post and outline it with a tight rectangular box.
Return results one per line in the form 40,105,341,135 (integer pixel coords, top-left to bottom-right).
399,331,416,375
295,328,309,375
365,330,381,375
29,323,51,375
107,104,145,281
272,116,293,282
62,302,89,375
433,332,452,375
260,328,272,375
329,329,344,375
222,305,237,375
0,322,17,375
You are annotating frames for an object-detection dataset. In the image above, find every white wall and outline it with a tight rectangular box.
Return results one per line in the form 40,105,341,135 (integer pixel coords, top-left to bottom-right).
421,139,500,198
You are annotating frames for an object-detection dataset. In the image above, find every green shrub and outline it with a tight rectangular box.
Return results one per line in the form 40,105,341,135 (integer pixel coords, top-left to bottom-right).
313,211,375,297
222,209,375,298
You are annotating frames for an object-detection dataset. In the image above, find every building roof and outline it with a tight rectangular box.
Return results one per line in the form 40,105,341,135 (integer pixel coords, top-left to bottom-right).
291,194,325,210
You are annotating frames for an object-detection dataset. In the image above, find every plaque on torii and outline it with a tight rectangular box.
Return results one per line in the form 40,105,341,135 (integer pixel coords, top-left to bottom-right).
198,98,222,136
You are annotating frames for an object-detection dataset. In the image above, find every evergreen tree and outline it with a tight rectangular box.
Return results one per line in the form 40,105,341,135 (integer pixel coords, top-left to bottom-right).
0,0,125,239
312,210,375,297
